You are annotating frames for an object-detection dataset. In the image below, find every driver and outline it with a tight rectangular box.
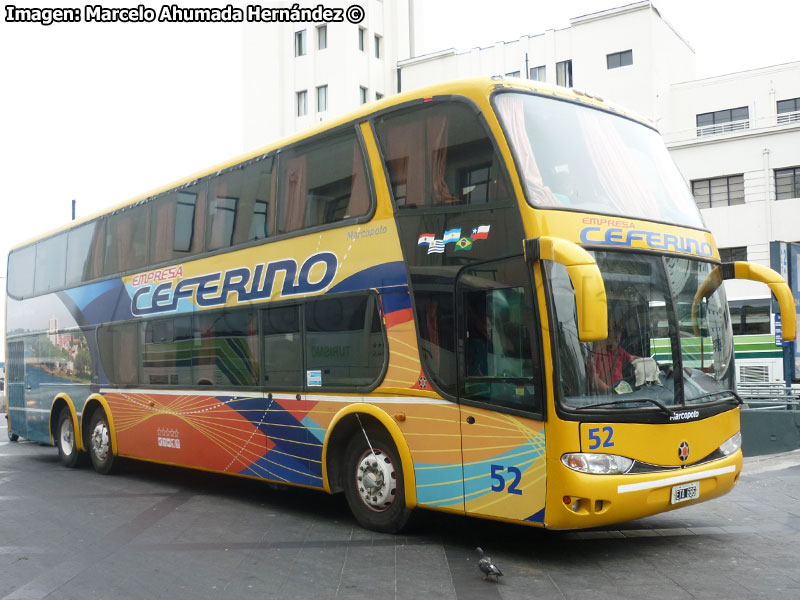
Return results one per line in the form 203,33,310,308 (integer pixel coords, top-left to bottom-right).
591,322,640,393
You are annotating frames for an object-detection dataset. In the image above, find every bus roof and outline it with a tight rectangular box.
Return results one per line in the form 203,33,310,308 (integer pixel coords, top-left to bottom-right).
10,76,651,252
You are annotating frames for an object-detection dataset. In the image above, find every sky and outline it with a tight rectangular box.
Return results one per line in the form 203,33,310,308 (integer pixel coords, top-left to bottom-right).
0,0,798,361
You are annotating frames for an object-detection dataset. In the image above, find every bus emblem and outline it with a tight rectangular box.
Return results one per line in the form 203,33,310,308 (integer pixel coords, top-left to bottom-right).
678,441,690,462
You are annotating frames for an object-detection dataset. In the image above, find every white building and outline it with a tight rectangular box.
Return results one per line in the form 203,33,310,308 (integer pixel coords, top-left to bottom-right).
243,0,418,149
242,1,800,381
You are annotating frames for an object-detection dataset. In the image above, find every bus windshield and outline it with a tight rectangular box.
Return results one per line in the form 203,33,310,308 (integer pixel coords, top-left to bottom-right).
547,251,735,410
494,92,704,229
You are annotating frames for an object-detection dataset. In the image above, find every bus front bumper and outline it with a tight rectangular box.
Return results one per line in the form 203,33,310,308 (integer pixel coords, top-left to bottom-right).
544,450,743,530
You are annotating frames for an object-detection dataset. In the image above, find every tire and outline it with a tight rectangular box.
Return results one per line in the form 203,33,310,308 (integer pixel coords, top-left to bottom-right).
8,429,19,442
88,409,118,474
56,408,82,468
343,427,411,533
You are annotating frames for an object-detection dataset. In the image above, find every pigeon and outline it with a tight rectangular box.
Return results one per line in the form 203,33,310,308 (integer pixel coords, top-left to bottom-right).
476,547,503,581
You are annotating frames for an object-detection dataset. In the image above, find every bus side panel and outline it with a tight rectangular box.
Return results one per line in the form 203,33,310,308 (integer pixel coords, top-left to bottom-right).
104,390,325,488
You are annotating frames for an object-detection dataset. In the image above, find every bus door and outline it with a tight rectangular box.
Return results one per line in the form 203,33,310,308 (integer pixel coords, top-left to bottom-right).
456,257,548,523
6,340,27,439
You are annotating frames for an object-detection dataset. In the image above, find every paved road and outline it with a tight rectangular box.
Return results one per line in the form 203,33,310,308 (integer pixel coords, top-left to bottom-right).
1,421,799,600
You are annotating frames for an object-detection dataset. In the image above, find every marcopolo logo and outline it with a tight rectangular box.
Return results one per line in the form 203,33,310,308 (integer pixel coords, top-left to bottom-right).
131,251,338,317
669,410,700,422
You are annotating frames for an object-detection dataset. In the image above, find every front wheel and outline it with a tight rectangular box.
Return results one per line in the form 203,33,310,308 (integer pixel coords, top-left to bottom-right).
342,427,411,533
88,409,118,474
56,408,82,468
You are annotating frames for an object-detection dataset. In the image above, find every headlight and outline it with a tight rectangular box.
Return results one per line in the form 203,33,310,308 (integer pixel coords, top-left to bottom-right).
561,453,634,474
718,431,742,456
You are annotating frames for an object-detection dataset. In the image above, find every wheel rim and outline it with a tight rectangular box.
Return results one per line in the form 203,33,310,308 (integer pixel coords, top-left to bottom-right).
91,420,110,463
59,417,75,455
355,448,396,512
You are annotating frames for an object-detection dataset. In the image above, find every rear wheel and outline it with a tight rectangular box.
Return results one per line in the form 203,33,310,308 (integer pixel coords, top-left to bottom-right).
7,429,19,442
56,408,81,468
88,409,117,474
343,427,411,533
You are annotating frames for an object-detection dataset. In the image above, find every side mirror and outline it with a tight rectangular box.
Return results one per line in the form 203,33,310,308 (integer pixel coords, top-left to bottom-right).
524,236,607,342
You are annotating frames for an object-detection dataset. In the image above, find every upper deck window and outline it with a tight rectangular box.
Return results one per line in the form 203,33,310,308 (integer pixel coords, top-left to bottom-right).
494,92,704,229
374,100,512,209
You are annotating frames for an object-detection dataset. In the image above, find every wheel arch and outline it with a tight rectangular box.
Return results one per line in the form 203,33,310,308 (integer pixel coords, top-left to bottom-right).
49,394,83,451
80,394,118,456
322,402,417,510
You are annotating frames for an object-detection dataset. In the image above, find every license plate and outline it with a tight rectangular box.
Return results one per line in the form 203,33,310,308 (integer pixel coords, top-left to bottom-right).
670,481,700,504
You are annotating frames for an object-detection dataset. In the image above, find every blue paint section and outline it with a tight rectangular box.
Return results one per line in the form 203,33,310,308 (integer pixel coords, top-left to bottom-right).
302,415,326,443
463,437,546,502
328,261,407,294
380,288,412,313
525,508,545,523
415,462,465,507
64,278,131,326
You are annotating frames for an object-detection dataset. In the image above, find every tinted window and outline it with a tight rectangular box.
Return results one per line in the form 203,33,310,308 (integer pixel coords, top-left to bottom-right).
65,221,102,286
374,101,511,208
151,182,206,263
98,322,139,385
262,304,303,389
104,206,149,275
304,294,385,389
7,245,36,298
142,317,193,386
34,234,67,295
194,310,258,387
277,129,370,233
208,157,275,250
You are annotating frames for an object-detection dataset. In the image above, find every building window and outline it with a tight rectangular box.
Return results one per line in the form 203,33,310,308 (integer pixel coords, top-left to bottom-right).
375,92,383,101
296,90,307,116
777,97,800,124
529,65,545,81
719,246,747,263
775,167,800,200
607,49,633,69
294,30,306,57
556,60,572,87
359,86,368,104
729,298,770,335
505,71,520,78
317,85,328,112
374,34,382,58
691,175,745,208
358,27,365,51
317,25,327,50
696,107,749,136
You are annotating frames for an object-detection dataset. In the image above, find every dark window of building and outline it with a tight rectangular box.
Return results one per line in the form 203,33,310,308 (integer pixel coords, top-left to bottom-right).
374,34,382,58
358,27,365,51
556,60,572,87
691,175,744,208
776,166,800,200
607,49,633,69
718,246,747,263
359,86,368,104
297,90,308,117
529,65,545,81
276,127,370,233
317,85,328,112
777,97,800,123
317,25,327,50
729,298,770,335
696,107,749,136
505,71,520,78
295,29,306,56
374,100,512,208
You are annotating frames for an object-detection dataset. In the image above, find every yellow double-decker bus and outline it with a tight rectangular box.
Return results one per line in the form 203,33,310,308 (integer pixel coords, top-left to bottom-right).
5,78,795,532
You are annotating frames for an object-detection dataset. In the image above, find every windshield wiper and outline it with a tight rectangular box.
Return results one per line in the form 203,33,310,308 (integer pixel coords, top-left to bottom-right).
575,398,674,417
685,390,742,405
